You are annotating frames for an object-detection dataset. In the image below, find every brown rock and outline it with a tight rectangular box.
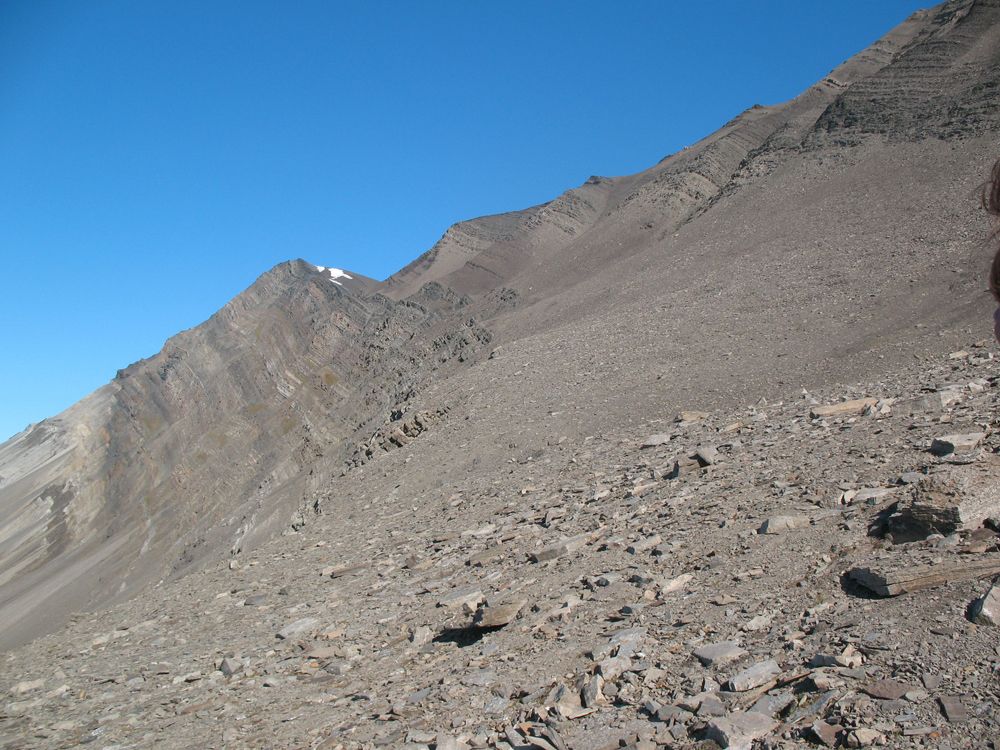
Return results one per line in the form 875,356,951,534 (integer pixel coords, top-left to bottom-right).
472,599,526,628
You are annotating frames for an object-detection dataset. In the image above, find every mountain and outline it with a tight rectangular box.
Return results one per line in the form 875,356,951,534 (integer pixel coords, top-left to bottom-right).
0,0,998,672
0,263,492,649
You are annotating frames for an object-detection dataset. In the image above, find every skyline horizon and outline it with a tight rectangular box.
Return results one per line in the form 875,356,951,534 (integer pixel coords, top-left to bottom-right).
0,0,932,440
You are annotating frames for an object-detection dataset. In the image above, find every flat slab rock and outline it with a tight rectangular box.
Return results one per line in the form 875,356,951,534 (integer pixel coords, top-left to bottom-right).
758,515,809,534
810,398,876,419
531,533,590,562
473,599,526,628
694,641,747,667
640,434,672,448
705,711,778,750
848,553,1000,597
939,695,969,723
727,659,780,692
276,617,319,640
930,432,986,456
862,679,913,701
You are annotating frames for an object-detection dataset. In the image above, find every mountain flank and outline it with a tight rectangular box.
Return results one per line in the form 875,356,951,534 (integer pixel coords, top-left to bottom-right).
2,2,1000,747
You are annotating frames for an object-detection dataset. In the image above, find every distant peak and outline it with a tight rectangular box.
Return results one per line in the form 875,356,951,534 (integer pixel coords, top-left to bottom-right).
315,266,354,286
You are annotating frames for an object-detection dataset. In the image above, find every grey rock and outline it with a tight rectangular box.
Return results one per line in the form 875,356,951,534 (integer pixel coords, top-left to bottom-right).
9,678,44,696
531,533,589,562
930,432,985,456
581,674,605,708
726,659,780,692
461,669,497,687
276,617,318,640
758,515,809,534
694,445,721,465
640,434,672,448
697,693,727,716
693,641,746,667
938,695,968,723
473,599,526,628
810,398,876,419
845,728,884,747
969,582,1000,626
749,690,795,718
704,711,777,750
810,720,841,747
219,657,242,677
862,679,911,700
438,587,484,610
410,625,433,645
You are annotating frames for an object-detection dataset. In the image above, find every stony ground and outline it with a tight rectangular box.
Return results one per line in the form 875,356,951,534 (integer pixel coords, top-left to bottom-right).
5,341,1000,750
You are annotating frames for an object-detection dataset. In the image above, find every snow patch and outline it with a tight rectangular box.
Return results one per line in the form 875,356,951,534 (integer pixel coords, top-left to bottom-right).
315,266,354,286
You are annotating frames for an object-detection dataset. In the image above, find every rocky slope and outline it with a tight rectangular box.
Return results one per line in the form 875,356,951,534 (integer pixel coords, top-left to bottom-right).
1,1,1000,747
0,262,493,650
4,344,1000,750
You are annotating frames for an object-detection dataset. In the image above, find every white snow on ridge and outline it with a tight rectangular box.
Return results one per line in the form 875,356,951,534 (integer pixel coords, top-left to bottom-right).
314,265,354,286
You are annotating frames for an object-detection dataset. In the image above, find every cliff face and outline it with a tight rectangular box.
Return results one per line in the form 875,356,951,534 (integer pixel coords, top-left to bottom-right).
1,0,999,651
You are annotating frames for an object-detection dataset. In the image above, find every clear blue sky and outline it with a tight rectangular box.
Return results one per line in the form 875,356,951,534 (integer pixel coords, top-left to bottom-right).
0,0,930,440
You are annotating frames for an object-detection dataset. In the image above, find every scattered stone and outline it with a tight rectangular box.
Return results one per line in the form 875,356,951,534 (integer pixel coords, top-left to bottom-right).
9,678,44,696
845,728,884,747
938,695,968,723
640,434,672,448
676,410,709,425
219,657,242,677
531,533,589,562
810,398,877,419
694,445,721,466
930,433,985,456
472,599,526,628
810,720,842,747
758,515,809,534
276,617,319,640
322,562,366,578
862,679,911,701
726,659,780,692
627,534,662,554
693,641,747,667
704,711,777,750
438,587,484,610
969,581,1000,626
